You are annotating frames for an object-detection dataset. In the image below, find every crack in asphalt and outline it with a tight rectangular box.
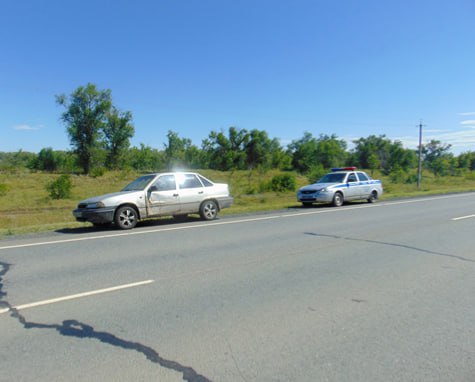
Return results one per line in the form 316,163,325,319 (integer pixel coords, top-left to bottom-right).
225,337,249,382
0,260,211,382
304,232,475,263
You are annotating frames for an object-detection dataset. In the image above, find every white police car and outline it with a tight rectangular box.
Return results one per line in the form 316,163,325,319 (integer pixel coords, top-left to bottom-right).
297,167,383,207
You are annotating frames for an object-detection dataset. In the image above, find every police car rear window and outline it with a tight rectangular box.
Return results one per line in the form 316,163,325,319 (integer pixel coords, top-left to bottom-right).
357,172,369,181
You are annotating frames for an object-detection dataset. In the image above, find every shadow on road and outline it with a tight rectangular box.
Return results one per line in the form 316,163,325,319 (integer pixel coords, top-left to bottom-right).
288,201,370,210
0,260,211,382
55,216,204,235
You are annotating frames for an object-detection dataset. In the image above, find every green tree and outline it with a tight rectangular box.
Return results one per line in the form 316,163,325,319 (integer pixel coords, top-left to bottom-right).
422,140,454,176
366,153,380,176
163,131,204,170
103,107,134,169
287,132,346,174
127,144,165,171
202,127,248,171
244,129,288,171
30,149,79,173
244,129,269,170
287,132,318,173
183,145,205,169
457,151,475,171
0,150,37,170
32,147,60,171
314,134,347,169
387,141,417,173
352,135,391,171
352,135,416,175
56,151,80,173
57,83,112,174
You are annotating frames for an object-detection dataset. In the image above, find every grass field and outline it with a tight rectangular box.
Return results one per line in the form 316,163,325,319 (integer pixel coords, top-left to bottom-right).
1,168,474,238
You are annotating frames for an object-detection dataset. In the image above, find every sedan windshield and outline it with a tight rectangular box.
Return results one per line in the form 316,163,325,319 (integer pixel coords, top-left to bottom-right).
122,175,156,191
317,173,346,183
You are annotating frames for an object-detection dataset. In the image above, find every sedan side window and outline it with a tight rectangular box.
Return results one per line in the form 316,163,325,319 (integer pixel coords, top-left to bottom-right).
198,174,213,187
179,174,203,189
347,173,357,183
154,175,176,191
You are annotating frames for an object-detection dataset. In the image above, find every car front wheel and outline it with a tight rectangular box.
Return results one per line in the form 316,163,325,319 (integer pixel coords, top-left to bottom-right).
332,192,344,207
115,206,138,229
200,200,218,220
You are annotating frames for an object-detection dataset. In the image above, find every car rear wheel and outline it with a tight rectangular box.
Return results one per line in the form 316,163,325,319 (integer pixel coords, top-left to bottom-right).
115,206,138,229
200,200,218,220
368,191,378,203
332,192,344,207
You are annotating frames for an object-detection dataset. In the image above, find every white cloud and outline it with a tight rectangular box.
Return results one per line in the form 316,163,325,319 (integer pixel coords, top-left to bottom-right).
422,129,475,154
461,120,475,126
390,128,475,155
459,112,475,116
13,124,41,131
424,129,451,133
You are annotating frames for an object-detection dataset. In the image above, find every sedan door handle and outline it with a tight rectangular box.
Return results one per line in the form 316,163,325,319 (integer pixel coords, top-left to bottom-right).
198,191,204,194
173,193,179,197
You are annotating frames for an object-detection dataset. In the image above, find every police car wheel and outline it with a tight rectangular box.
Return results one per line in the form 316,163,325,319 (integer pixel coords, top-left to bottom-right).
332,192,343,207
368,191,378,203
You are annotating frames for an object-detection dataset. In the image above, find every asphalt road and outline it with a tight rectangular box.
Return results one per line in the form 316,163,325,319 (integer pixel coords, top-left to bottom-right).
1,193,474,381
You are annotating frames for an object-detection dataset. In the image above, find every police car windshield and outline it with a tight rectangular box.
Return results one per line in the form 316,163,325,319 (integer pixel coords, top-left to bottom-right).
318,173,346,183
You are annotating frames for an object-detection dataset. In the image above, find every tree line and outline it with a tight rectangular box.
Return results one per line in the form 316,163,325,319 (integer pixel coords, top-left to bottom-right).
2,83,475,180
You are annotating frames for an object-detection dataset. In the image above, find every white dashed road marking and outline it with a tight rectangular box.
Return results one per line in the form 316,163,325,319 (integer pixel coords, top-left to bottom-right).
0,279,154,315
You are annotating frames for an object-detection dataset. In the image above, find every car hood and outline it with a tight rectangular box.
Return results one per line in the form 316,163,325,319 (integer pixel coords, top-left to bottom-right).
299,182,338,192
79,191,143,206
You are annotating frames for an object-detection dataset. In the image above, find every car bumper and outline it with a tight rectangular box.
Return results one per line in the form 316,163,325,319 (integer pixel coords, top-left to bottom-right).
217,196,234,209
297,192,333,203
73,207,115,224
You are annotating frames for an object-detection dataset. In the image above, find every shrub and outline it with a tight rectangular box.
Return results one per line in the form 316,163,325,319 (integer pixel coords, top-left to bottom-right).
90,167,105,178
259,181,272,193
405,173,418,184
46,174,72,199
306,164,326,183
389,168,407,184
0,183,9,197
271,174,296,192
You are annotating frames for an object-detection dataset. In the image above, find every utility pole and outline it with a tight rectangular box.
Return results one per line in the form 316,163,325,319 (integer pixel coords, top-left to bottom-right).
417,120,424,188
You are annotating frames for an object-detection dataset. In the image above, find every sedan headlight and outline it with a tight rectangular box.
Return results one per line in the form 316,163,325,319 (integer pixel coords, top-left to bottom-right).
87,201,106,209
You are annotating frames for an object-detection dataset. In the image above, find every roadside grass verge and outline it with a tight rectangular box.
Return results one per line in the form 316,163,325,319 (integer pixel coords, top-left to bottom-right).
1,169,474,239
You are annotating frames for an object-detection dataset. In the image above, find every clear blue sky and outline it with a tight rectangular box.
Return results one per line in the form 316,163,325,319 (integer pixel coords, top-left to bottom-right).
1,0,475,154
